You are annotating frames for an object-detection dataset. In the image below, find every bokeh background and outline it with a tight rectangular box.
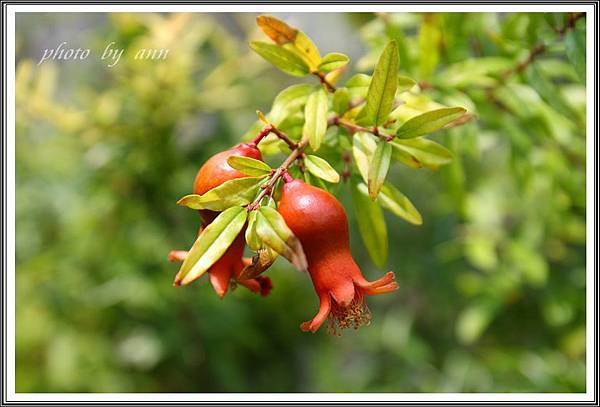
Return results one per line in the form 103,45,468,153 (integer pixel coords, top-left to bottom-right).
15,12,586,392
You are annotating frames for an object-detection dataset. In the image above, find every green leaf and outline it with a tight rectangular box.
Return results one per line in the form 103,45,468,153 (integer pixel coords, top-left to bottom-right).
391,138,453,170
565,27,586,83
357,41,399,126
395,107,466,139
174,206,247,285
378,182,422,225
249,41,310,77
304,155,340,183
526,64,579,123
347,73,414,98
397,75,417,92
177,176,267,211
318,52,349,72
418,14,441,80
351,179,388,267
332,87,350,114
303,89,329,151
269,84,315,125
245,210,261,251
255,206,308,272
227,156,272,176
352,131,377,183
368,142,392,199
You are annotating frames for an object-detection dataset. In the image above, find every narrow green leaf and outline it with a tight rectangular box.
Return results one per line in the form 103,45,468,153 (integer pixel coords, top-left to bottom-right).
303,89,329,151
352,131,377,183
249,41,310,77
255,206,308,272
332,87,350,114
565,27,586,83
368,142,392,199
526,64,579,122
177,176,267,211
395,107,466,139
245,210,261,251
318,52,349,72
378,182,422,225
357,41,399,126
227,156,272,176
304,155,340,183
174,206,247,285
391,138,453,170
351,180,388,267
418,14,441,80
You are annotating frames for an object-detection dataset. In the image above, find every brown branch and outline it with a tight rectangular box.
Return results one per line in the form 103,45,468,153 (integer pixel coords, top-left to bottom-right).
502,12,585,80
313,71,337,93
330,116,395,142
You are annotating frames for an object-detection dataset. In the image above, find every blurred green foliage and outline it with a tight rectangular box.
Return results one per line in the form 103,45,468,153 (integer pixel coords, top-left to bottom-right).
16,12,585,392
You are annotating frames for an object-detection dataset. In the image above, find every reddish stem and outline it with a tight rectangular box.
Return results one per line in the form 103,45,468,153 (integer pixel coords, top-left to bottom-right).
282,171,294,183
250,125,273,146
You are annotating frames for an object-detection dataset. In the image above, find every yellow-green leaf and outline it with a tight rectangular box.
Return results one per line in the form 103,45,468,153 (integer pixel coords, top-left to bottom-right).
318,52,349,72
174,206,247,286
352,131,377,183
227,156,272,176
303,88,329,151
378,182,422,225
177,176,267,211
395,107,466,139
249,41,310,77
255,206,308,272
305,154,340,183
356,41,399,126
351,180,388,267
368,142,392,199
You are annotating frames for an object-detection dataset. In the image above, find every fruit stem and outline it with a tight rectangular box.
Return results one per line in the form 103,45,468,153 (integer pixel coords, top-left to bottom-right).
282,171,294,183
250,125,273,146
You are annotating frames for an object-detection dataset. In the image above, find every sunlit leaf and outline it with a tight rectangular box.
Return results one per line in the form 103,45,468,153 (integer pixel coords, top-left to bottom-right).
395,107,466,139
255,206,308,272
378,182,422,225
269,84,315,125
352,131,377,183
303,88,329,150
304,154,340,183
227,156,272,176
177,176,267,211
351,179,388,267
318,52,349,72
249,41,310,77
174,206,247,285
368,142,392,199
357,41,399,126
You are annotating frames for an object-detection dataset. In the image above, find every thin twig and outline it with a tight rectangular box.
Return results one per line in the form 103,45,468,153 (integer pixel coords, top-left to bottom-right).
313,71,337,92
330,116,395,142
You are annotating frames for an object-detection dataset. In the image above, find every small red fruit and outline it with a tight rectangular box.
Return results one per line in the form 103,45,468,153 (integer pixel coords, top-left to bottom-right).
183,142,272,298
278,178,398,333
